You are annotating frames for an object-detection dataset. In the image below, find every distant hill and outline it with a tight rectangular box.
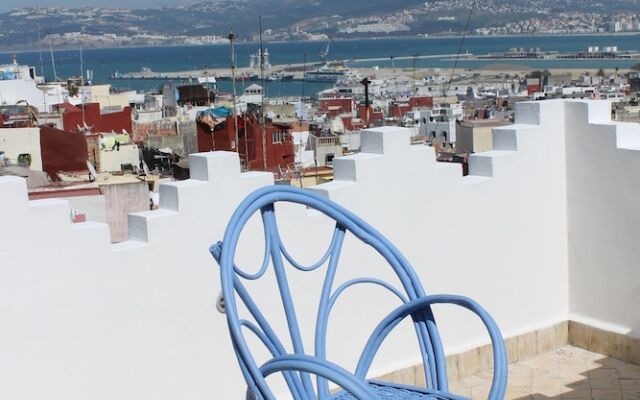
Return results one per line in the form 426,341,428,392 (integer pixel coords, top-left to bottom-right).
1,0,639,51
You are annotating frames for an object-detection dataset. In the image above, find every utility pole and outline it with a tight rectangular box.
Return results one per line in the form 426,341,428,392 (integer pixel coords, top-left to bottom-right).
259,15,267,170
360,77,371,127
412,54,418,95
390,55,398,99
227,29,239,155
80,46,86,129
49,36,58,82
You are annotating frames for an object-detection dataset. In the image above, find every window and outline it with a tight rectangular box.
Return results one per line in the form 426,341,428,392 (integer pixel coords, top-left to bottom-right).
272,131,281,144
325,153,335,165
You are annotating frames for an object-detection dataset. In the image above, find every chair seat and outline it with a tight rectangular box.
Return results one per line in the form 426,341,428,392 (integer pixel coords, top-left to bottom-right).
330,381,469,400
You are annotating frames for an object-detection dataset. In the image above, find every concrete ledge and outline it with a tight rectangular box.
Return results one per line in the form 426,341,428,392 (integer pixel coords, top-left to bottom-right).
374,320,640,386
375,321,569,385
568,320,640,366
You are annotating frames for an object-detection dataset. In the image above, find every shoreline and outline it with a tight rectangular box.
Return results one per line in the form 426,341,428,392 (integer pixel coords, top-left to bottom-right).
2,32,640,54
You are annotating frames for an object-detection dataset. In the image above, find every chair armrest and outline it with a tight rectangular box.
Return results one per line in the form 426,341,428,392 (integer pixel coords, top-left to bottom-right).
260,354,378,400
357,294,507,400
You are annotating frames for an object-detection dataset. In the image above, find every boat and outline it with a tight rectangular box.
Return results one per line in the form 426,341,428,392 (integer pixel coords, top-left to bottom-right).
240,73,260,81
266,72,294,82
197,76,217,85
304,65,347,83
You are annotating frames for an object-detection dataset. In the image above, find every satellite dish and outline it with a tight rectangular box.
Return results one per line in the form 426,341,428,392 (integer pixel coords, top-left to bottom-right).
142,160,151,177
86,160,98,182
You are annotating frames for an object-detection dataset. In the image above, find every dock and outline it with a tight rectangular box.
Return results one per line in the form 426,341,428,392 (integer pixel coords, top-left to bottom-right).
109,53,473,81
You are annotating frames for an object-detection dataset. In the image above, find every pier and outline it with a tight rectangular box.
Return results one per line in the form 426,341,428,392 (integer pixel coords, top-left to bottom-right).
109,53,473,81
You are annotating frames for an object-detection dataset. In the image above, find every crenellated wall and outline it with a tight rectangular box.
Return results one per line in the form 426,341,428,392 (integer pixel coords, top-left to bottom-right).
0,99,637,399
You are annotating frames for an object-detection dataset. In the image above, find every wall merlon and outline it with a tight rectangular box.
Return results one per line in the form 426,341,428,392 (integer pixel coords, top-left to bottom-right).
514,101,542,126
189,151,241,182
468,150,517,177
127,209,178,243
159,179,209,211
28,198,71,228
572,99,612,125
332,153,381,182
492,126,530,151
360,126,411,155
0,176,28,213
614,123,640,150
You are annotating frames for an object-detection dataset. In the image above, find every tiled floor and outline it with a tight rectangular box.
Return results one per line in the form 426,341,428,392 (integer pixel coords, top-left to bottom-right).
449,345,640,399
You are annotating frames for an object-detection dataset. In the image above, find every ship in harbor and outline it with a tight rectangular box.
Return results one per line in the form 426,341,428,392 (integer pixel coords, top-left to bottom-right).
304,65,348,83
266,71,294,82
472,46,640,61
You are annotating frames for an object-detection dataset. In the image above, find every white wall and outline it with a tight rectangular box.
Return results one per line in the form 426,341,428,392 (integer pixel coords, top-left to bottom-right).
0,127,42,170
1,99,636,399
564,100,640,338
99,144,140,172
0,78,67,112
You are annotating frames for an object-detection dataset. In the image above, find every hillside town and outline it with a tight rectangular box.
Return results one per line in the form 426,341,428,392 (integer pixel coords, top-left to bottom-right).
2,1,640,49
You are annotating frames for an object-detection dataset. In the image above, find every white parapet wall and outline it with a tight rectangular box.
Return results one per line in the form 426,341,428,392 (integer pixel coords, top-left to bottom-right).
564,100,640,337
0,99,637,399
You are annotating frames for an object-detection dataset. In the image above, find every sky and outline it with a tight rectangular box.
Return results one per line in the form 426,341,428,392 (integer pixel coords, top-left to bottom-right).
0,0,203,12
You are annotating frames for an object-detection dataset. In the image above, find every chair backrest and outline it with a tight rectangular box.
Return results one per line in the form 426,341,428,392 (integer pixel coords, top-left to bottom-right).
210,185,447,399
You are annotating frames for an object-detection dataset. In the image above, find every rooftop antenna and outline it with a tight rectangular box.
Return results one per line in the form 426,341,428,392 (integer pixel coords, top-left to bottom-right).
227,29,239,156
446,0,476,96
259,15,267,170
48,35,58,82
298,52,308,186
86,160,97,182
142,160,151,178
390,55,398,99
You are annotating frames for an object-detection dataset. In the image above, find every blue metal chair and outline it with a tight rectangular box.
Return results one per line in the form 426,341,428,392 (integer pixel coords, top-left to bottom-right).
210,185,507,400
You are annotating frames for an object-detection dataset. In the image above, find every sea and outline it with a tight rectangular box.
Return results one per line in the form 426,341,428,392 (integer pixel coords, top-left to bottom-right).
2,34,639,97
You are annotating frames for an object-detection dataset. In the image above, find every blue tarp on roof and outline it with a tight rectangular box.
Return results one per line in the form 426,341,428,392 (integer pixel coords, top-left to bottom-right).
198,106,232,119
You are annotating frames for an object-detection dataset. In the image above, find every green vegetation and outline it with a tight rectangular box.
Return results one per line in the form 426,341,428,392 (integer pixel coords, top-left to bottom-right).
525,70,551,79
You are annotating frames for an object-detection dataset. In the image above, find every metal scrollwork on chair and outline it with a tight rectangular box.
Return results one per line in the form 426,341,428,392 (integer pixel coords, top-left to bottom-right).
210,185,508,400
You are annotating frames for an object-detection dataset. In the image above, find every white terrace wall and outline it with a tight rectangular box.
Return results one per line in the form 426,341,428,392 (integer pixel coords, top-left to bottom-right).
2,99,631,400
564,101,640,338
